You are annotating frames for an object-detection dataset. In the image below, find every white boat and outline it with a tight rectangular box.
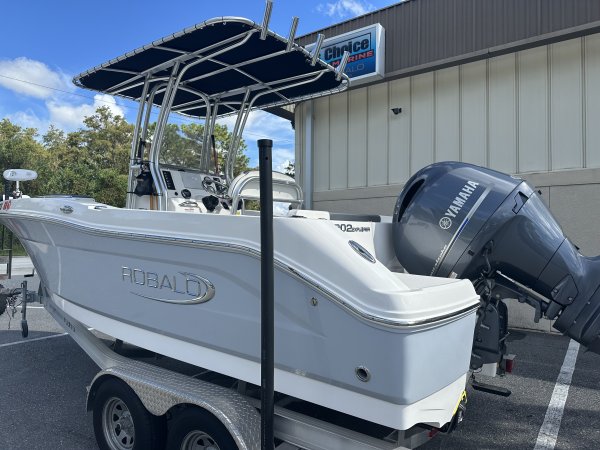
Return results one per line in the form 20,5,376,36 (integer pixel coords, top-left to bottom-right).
0,12,479,434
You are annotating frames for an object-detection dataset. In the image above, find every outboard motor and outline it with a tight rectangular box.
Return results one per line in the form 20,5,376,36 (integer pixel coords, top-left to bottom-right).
392,162,600,369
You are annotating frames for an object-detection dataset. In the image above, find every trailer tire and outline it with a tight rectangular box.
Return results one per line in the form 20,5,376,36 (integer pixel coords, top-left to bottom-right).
93,377,166,450
166,407,237,450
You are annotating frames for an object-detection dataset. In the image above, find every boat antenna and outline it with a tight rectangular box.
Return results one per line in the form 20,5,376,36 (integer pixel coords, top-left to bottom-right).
260,0,273,40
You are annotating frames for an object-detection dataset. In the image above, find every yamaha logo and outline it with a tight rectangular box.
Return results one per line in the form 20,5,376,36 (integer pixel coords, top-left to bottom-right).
439,217,452,229
439,180,480,229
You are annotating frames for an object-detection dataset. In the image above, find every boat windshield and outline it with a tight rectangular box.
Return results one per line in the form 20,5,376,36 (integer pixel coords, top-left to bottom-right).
158,113,206,171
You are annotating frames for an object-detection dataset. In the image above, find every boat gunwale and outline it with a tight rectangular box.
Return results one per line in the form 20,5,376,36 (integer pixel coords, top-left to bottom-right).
1,209,480,329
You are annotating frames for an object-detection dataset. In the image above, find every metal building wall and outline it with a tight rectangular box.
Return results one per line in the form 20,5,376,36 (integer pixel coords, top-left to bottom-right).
298,0,600,79
297,34,600,254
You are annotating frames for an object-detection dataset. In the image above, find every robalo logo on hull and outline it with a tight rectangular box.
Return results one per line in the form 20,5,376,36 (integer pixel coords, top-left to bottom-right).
121,266,215,304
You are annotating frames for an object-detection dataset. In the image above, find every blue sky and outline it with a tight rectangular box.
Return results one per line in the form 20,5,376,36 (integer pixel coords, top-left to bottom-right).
0,0,399,170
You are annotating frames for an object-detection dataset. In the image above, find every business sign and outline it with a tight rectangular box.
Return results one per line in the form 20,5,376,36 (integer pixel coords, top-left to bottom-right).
307,23,385,85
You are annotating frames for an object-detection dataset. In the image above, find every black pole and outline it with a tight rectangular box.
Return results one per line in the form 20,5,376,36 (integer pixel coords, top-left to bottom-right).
258,139,274,450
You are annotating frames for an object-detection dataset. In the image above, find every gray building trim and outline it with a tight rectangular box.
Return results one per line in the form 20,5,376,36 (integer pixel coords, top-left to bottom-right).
303,101,314,208
312,167,600,203
298,0,600,86
520,167,600,188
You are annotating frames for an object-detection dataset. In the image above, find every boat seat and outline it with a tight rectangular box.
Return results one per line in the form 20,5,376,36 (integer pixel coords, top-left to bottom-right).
228,170,303,215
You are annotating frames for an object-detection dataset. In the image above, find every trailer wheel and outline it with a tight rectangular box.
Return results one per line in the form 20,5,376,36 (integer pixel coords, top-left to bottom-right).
166,407,237,450
93,378,166,450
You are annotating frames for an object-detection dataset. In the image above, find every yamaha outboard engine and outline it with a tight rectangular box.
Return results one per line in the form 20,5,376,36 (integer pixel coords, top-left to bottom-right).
393,162,600,369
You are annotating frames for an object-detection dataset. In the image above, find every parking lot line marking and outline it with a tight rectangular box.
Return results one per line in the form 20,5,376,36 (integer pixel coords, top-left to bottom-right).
0,332,68,348
534,339,580,450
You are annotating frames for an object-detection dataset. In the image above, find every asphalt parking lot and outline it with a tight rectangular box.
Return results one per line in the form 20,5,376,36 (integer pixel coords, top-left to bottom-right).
0,274,599,450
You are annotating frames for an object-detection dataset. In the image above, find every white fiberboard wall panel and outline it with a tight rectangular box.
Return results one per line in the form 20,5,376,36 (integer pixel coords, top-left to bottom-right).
410,73,434,174
313,97,330,191
550,39,583,170
460,61,487,167
348,89,368,188
434,67,460,164
388,78,411,184
329,94,349,190
517,46,548,173
367,83,389,186
488,54,517,174
585,34,600,168
300,35,600,195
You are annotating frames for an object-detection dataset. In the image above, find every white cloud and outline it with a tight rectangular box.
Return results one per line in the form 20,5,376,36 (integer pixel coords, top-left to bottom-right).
47,94,125,131
317,0,374,18
1,55,290,159
272,148,295,173
0,57,71,99
6,109,46,132
8,93,125,135
217,110,294,144
1,57,125,134
217,109,295,168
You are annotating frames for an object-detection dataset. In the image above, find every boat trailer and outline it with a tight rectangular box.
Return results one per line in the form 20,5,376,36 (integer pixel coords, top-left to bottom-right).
1,282,447,450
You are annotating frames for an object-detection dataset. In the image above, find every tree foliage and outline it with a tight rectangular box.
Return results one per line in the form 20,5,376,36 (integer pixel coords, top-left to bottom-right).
0,107,249,207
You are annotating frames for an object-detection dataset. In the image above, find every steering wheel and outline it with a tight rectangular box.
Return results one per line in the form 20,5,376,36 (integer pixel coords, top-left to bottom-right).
202,176,227,196
202,178,217,194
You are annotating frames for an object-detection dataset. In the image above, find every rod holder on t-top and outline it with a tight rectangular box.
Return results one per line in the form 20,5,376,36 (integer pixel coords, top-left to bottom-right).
336,51,351,81
260,0,273,40
311,34,325,66
258,138,275,450
286,17,299,52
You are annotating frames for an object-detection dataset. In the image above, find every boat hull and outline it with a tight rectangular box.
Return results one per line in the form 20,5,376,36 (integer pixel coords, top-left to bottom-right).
1,198,478,430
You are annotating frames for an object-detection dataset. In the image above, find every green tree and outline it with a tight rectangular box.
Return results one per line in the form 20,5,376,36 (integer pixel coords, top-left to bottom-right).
0,119,44,175
211,123,250,177
35,107,133,207
0,107,249,207
0,119,47,198
68,106,133,175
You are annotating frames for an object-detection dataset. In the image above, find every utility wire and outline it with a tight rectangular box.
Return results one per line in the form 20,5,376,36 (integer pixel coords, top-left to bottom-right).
0,72,294,144
0,72,141,111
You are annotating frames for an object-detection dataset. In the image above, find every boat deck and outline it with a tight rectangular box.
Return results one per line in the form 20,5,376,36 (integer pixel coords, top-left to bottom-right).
0,273,598,450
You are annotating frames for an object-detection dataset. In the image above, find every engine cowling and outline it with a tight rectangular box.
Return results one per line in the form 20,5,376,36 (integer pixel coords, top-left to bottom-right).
392,162,600,361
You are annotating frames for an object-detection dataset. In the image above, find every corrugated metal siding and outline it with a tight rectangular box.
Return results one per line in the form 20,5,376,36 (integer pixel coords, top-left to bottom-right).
298,0,600,78
300,36,600,192
488,54,517,174
586,34,600,168
550,39,583,170
517,46,548,172
388,78,411,184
